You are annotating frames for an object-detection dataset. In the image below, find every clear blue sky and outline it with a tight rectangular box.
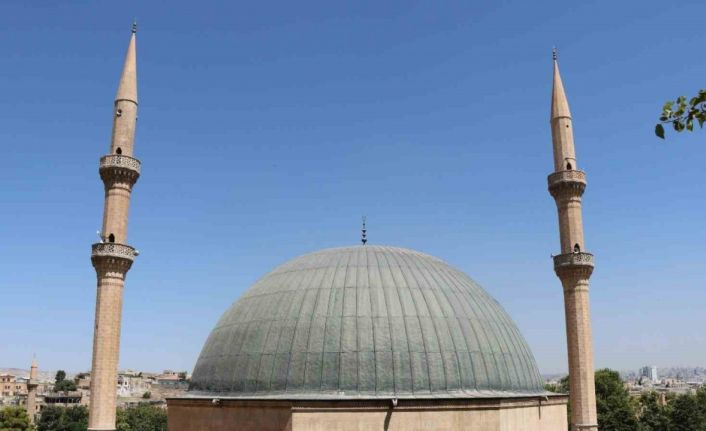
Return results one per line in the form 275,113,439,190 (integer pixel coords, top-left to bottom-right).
2,0,705,375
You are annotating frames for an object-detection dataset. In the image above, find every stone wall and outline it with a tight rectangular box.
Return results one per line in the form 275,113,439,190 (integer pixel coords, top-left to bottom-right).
167,396,567,431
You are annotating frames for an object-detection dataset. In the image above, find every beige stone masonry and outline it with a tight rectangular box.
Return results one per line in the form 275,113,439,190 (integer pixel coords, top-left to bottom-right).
167,397,568,431
549,54,599,431
26,358,38,423
88,25,139,431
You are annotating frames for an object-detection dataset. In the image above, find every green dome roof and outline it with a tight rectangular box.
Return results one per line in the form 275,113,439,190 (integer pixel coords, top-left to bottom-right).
190,246,545,399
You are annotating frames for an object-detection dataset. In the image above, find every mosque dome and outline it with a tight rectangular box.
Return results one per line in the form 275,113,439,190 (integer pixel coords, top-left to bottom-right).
190,245,545,398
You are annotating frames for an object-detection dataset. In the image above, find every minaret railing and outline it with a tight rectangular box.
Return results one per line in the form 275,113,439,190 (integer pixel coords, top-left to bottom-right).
553,252,594,269
548,169,587,199
91,242,138,261
99,154,141,174
547,169,586,186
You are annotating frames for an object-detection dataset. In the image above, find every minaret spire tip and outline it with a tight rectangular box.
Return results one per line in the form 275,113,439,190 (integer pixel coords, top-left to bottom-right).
550,47,571,120
361,216,367,245
116,20,138,103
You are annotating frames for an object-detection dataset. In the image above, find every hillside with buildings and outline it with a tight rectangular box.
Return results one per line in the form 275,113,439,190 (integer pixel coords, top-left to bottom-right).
1,367,188,417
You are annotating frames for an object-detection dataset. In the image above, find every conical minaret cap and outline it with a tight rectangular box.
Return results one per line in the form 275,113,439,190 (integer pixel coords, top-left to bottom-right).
115,26,137,103
551,55,571,120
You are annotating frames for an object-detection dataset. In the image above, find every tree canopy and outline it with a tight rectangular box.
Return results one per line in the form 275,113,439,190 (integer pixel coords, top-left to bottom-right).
116,404,167,431
669,392,705,431
36,405,88,431
637,391,670,431
655,91,706,138
0,407,32,431
54,369,77,392
594,369,638,430
36,404,167,431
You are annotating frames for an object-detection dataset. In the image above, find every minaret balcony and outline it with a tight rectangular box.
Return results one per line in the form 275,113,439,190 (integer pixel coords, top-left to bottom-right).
99,154,141,186
548,169,586,199
553,252,594,278
91,242,138,273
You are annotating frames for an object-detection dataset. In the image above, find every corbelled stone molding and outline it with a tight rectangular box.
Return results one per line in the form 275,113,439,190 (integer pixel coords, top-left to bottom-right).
99,154,141,188
91,242,136,274
548,169,586,184
553,252,594,280
548,169,586,200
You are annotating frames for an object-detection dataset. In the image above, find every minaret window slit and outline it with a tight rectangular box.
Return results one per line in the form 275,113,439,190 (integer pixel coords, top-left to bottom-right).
116,148,122,155
108,234,115,243
573,243,581,253
566,162,572,170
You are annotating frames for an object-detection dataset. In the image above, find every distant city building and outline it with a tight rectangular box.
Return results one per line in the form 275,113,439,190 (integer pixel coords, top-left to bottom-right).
640,366,659,383
117,372,152,398
0,374,27,397
2,364,190,417
44,392,84,407
155,371,186,389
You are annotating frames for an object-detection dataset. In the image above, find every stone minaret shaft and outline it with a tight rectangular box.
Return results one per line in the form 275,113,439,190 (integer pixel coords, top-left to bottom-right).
548,54,598,431
89,25,141,431
26,358,38,423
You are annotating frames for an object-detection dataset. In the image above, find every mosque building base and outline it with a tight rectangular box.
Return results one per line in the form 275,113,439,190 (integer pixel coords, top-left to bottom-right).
167,395,567,431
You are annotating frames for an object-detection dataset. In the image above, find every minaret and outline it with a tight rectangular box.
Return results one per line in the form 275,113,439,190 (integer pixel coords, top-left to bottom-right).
88,23,141,431
26,357,38,423
547,50,598,431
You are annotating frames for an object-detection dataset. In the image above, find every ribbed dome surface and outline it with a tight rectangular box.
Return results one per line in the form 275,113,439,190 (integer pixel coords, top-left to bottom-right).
190,246,544,398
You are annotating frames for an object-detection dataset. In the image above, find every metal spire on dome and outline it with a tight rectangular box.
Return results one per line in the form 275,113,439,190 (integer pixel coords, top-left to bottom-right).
552,46,557,61
132,20,137,34
361,216,367,245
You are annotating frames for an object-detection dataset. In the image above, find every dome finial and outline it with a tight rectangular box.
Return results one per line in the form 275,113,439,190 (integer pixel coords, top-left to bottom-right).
132,19,137,34
361,216,367,245
552,47,557,61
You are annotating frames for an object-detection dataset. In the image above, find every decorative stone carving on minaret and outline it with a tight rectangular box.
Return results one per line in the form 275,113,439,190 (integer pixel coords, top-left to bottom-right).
26,357,38,423
548,50,599,431
88,23,140,431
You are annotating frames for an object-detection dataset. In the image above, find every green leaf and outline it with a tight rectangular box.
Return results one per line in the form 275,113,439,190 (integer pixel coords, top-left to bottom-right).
655,123,665,139
663,101,674,111
687,119,694,131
